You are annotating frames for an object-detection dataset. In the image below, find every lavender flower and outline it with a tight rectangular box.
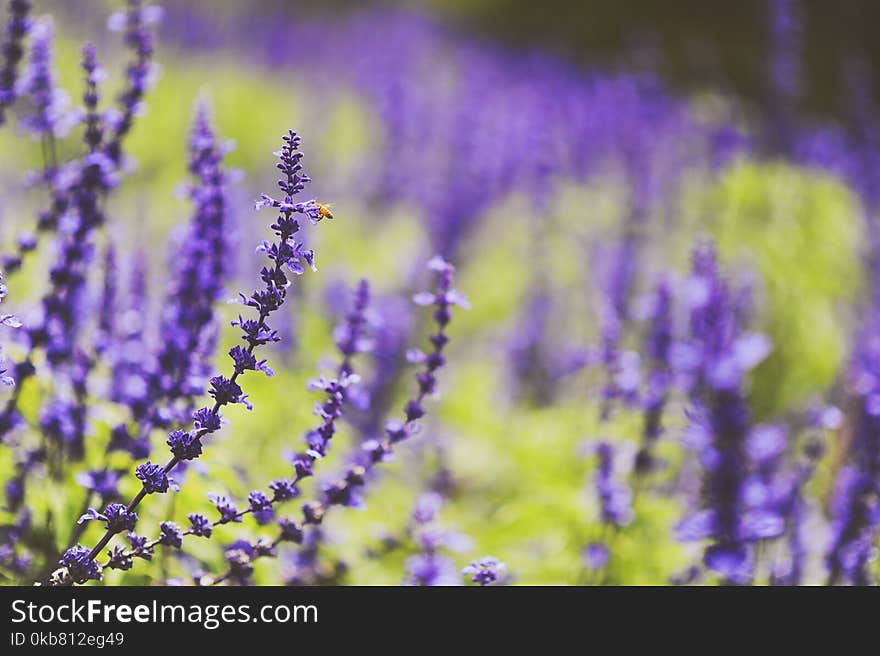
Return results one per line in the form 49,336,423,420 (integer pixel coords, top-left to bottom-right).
103,99,235,465
78,503,138,534
166,429,203,461
150,99,235,423
105,547,132,571
403,491,471,586
191,258,464,585
594,242,642,421
80,43,104,153
826,329,880,585
462,556,506,586
158,522,182,548
104,0,162,163
0,507,33,576
349,294,412,443
93,245,117,357
771,437,824,586
3,447,42,513
135,461,173,494
107,254,153,449
126,532,153,561
1,3,155,280
187,513,212,538
223,540,257,584
292,257,466,549
15,17,75,138
594,442,633,528
57,545,101,584
0,268,19,388
356,256,466,471
277,518,304,544
75,469,122,500
4,42,122,454
54,130,323,585
334,279,371,377
4,78,124,435
209,495,241,524
635,278,673,475
0,0,30,126
248,491,274,525
583,542,610,570
676,241,772,585
0,232,35,276
40,353,90,460
405,553,460,586
103,278,373,581
741,424,787,543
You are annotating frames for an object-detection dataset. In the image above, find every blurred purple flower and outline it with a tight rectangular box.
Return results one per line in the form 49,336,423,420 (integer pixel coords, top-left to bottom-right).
0,0,30,125
462,556,506,586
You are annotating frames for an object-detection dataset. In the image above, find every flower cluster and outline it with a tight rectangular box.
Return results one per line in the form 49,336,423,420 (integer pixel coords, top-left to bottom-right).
162,259,466,585
150,280,372,584
0,5,161,453
0,3,156,278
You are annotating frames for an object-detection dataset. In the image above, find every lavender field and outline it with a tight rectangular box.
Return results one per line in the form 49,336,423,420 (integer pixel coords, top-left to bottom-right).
0,0,877,587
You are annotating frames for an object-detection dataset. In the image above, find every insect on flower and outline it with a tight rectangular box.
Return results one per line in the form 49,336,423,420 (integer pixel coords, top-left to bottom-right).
315,202,334,222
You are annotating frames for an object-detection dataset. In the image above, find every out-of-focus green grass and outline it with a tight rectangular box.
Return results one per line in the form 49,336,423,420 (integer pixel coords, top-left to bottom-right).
0,22,866,585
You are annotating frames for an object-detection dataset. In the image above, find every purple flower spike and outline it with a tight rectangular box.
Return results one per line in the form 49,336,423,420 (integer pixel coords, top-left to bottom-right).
62,128,327,583
0,0,31,126
104,0,162,163
595,442,633,529
677,240,772,585
826,321,880,585
286,255,465,571
16,18,76,138
635,277,673,475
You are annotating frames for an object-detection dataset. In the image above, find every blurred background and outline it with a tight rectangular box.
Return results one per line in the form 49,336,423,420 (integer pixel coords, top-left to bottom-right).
0,0,877,585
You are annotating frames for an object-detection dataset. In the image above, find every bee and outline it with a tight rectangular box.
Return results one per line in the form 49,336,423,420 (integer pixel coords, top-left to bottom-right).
315,202,334,222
